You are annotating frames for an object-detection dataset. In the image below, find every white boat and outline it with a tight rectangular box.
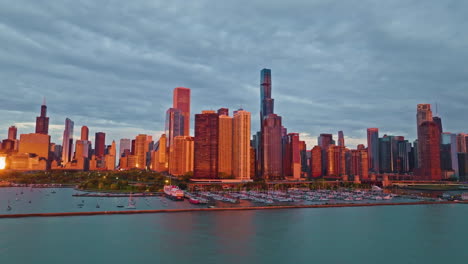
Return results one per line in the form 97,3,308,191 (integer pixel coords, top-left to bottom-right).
164,185,184,201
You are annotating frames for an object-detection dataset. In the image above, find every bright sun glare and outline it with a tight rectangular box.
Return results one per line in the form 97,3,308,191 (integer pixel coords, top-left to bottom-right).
0,157,6,170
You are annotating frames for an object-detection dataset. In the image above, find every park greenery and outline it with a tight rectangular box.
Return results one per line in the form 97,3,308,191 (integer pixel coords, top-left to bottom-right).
0,169,377,193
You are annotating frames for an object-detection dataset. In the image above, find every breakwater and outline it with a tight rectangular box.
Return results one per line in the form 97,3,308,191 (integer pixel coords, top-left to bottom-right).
1,201,466,219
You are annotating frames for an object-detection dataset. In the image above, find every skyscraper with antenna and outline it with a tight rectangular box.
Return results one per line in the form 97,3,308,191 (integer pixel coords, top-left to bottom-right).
35,97,49,135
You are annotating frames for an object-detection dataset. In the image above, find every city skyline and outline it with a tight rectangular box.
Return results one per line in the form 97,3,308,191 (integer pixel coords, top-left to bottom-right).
0,78,466,152
1,1,468,149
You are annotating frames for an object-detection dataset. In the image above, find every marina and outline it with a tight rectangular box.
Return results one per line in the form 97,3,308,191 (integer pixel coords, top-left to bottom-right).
1,187,465,217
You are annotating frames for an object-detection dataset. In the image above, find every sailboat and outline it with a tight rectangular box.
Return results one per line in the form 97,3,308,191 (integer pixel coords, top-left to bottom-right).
126,194,136,209
7,200,12,211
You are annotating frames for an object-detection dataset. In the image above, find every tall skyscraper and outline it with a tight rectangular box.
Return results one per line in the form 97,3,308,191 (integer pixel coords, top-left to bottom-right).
35,100,49,135
416,104,433,167
61,118,74,164
262,114,283,179
458,153,468,182
218,114,233,177
8,126,17,140
318,134,333,175
173,87,191,136
260,69,274,121
433,116,443,135
194,111,219,179
232,109,251,180
95,132,106,158
327,145,346,177
287,133,301,179
338,131,345,147
311,146,322,178
165,108,185,147
465,134,468,153
134,134,149,169
258,68,275,178
349,147,369,180
418,121,441,180
81,126,89,141
367,128,380,173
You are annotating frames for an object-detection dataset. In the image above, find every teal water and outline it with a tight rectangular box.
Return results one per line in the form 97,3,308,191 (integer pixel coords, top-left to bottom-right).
1,202,467,263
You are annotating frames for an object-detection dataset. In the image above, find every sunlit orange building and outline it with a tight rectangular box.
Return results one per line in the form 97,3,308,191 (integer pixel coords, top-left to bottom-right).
169,136,194,176
135,134,149,169
232,109,251,180
218,114,233,177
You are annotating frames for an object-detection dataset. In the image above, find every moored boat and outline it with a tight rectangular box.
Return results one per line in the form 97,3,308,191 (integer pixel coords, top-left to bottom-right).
164,185,184,201
189,197,200,204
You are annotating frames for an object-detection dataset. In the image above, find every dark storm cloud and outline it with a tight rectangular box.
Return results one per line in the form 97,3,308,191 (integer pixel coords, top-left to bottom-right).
0,0,467,148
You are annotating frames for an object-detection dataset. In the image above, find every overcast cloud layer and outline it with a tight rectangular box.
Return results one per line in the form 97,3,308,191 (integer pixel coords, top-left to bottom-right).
0,0,467,149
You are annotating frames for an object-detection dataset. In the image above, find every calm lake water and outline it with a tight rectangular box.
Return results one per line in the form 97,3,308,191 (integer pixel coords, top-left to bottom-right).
1,188,467,264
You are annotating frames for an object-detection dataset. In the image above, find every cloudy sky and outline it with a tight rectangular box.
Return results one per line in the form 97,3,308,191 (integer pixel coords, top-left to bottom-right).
0,0,467,149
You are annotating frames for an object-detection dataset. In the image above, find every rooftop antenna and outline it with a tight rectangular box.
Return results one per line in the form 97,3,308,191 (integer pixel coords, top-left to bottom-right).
43,96,46,106
435,102,439,116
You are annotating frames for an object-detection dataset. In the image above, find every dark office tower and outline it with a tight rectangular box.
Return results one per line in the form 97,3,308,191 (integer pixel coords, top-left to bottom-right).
131,139,136,155
318,134,333,175
367,128,379,173
465,135,468,153
397,140,411,173
262,114,283,180
260,69,274,122
165,108,185,147
193,111,219,179
252,132,262,178
379,136,392,173
440,133,457,174
81,126,89,141
35,101,49,135
391,136,405,173
173,87,191,136
418,121,441,180
95,132,106,158
311,146,322,178
299,141,308,177
217,108,229,116
412,140,419,169
8,126,17,140
458,153,468,182
432,116,443,135
61,118,74,164
338,131,345,147
318,134,333,150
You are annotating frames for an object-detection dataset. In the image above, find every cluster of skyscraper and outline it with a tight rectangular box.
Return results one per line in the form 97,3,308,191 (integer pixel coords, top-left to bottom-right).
1,69,467,182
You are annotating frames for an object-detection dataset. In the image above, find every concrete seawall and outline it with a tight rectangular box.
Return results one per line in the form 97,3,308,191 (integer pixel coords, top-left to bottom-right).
1,201,466,219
